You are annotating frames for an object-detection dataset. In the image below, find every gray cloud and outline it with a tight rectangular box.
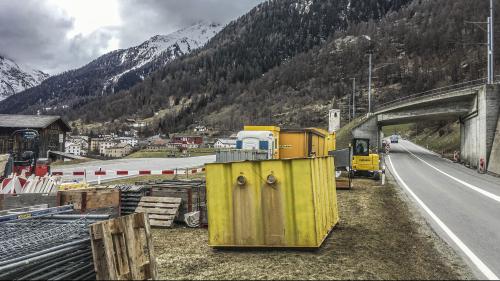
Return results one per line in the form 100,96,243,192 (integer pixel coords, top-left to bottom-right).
0,0,264,74
0,0,115,74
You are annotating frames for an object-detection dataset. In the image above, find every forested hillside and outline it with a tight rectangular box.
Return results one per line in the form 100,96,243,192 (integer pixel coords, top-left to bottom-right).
2,0,495,136
192,0,493,131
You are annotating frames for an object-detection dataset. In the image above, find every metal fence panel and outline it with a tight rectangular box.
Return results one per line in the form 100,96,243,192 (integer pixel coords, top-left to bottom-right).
216,150,269,163
329,148,351,169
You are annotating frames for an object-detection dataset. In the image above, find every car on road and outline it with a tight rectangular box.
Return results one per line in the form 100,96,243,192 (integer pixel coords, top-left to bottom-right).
390,135,399,143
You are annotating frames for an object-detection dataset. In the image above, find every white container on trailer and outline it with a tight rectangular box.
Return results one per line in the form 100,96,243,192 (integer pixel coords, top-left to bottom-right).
236,131,275,159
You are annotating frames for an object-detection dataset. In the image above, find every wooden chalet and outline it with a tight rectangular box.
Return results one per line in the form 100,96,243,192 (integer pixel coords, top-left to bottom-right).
0,114,71,157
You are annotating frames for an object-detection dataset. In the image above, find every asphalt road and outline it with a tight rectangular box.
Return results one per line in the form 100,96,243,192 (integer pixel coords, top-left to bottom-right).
53,155,216,183
386,140,500,280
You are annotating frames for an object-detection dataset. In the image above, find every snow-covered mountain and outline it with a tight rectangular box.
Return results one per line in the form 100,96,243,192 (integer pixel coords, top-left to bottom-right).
0,22,222,112
0,56,49,101
104,22,223,92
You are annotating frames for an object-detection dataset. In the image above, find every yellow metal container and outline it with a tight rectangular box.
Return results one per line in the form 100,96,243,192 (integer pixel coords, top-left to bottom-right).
314,128,336,153
206,156,339,248
279,128,330,159
244,126,281,159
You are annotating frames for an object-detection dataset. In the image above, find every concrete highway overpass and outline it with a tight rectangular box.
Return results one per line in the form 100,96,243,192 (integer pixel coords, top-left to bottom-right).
353,83,500,174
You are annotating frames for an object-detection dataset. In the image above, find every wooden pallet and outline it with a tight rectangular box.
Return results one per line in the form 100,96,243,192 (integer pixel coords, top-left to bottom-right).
90,213,157,280
135,197,181,228
59,188,120,213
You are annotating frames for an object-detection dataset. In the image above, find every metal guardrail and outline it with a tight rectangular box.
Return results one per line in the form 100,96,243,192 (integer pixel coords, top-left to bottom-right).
374,77,495,112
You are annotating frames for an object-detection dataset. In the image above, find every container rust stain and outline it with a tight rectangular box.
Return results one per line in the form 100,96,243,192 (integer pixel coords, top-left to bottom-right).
206,156,339,248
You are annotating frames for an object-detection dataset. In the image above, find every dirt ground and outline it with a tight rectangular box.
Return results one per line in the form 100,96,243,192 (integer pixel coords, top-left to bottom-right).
152,179,474,280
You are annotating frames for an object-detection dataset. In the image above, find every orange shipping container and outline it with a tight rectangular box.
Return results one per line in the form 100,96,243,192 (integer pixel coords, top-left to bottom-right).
279,128,329,159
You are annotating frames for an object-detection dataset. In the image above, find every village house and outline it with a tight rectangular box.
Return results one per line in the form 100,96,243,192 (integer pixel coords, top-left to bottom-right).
193,125,207,133
170,135,203,148
67,135,89,151
0,114,71,157
125,118,146,128
204,140,215,148
103,143,133,158
89,138,105,153
99,140,120,155
146,138,169,151
65,142,87,156
117,137,138,147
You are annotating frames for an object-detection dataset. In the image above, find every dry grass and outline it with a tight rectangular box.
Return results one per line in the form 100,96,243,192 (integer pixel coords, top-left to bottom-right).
152,179,473,280
126,149,215,159
51,159,92,166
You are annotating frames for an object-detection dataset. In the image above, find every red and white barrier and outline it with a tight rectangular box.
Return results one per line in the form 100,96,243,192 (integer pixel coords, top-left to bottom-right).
479,158,486,174
1,175,59,194
453,151,460,163
51,167,206,177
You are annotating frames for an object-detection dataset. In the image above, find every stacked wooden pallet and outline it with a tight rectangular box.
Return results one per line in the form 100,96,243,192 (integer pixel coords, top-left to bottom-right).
135,197,181,228
58,188,120,215
90,213,157,280
140,180,207,225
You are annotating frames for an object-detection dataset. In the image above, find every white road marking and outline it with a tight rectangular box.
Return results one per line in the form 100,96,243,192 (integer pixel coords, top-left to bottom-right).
387,156,499,280
400,143,500,203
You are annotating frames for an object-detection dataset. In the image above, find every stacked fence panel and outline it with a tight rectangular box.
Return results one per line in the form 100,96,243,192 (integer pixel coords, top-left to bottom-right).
0,214,109,280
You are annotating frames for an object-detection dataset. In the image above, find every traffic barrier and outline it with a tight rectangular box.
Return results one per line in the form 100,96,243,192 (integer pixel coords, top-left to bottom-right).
1,175,61,195
50,167,206,177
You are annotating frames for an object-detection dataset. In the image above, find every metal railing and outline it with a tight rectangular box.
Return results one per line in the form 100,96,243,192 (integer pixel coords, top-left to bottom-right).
374,77,497,112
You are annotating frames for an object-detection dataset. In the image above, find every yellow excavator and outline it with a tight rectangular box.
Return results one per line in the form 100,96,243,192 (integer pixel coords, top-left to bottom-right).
351,138,381,180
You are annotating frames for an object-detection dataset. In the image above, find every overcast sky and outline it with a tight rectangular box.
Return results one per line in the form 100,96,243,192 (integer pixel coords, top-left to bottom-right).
0,0,263,74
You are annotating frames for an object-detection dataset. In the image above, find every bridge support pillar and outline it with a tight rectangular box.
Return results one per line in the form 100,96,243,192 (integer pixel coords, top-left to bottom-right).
352,116,381,152
460,84,500,172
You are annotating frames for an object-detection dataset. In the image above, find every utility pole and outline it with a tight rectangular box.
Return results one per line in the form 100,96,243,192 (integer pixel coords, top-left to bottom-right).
362,35,376,114
351,78,356,118
368,53,373,114
490,0,495,83
348,93,351,122
488,17,492,84
466,1,495,83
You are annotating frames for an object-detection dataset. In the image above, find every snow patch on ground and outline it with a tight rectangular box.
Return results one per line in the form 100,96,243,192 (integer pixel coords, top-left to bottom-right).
294,0,313,15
